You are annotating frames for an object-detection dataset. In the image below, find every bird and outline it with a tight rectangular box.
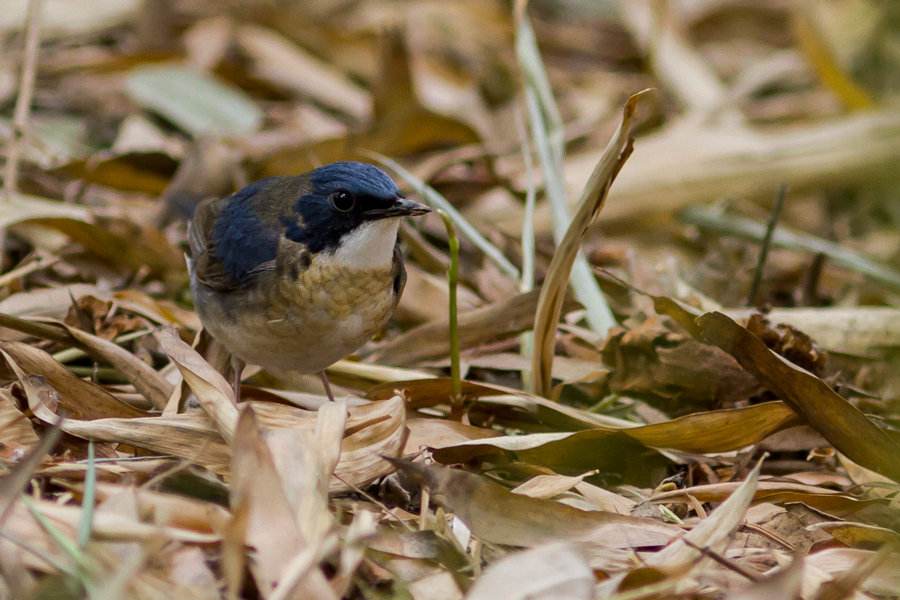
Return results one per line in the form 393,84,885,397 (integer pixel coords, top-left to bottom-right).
187,161,430,403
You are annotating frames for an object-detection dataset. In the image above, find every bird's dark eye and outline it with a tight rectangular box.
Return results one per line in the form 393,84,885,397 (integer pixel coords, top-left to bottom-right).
330,190,355,212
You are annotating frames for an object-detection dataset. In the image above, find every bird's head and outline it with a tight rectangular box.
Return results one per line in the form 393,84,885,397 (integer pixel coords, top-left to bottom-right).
210,162,428,283
280,162,429,264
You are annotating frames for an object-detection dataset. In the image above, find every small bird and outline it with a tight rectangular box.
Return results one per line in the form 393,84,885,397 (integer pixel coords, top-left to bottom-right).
187,161,430,402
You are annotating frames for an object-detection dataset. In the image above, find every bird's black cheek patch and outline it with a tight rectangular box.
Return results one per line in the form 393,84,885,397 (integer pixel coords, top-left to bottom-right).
286,193,356,254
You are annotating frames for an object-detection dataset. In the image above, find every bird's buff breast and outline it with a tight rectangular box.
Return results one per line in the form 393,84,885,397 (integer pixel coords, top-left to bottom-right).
197,261,396,374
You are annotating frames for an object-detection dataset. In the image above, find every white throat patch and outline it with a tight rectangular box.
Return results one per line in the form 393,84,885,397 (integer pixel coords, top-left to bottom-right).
330,218,400,270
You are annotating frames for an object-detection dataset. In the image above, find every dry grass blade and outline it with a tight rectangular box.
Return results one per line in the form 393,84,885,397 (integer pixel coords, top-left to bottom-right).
530,91,646,396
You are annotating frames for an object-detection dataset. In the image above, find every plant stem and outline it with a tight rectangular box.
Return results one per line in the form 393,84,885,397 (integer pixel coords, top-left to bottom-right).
437,210,462,418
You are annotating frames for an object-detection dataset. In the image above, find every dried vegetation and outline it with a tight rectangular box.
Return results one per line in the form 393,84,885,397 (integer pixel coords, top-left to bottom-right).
0,0,899,598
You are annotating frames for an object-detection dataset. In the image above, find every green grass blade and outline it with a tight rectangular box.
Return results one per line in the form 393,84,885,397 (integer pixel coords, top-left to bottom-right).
516,4,617,337
77,440,96,548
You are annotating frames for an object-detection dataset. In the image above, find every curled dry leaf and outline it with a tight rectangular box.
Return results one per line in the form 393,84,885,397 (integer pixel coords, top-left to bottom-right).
466,542,594,600
387,458,681,549
531,90,646,396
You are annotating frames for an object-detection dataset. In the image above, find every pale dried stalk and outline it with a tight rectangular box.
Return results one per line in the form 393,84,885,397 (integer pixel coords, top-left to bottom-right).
530,91,646,397
3,0,43,198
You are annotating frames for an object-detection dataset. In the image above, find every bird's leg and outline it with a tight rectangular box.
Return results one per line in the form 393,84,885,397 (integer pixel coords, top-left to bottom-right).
318,371,336,402
230,355,245,403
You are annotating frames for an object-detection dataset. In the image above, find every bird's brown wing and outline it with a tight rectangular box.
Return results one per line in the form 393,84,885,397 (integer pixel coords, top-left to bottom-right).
188,195,277,292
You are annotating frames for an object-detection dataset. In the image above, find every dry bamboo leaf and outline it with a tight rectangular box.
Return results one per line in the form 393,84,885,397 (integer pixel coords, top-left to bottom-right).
235,25,370,122
599,459,764,597
651,458,761,569
404,417,497,456
466,542,594,600
7,499,219,544
264,400,344,545
367,377,636,431
62,323,172,411
531,91,646,396
0,284,101,318
693,312,900,482
2,194,184,276
0,0,140,38
230,407,334,599
792,4,874,111
574,481,636,514
568,109,900,225
388,459,680,549
56,413,232,475
806,521,900,548
126,65,263,137
157,328,238,444
332,395,406,492
730,558,804,600
432,402,798,468
0,425,59,525
90,483,231,534
511,472,596,500
1,341,145,419
803,548,900,599
374,289,568,366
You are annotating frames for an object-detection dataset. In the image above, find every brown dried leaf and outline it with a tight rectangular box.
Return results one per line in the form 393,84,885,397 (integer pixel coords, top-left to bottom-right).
230,406,335,598
388,459,680,549
694,312,900,482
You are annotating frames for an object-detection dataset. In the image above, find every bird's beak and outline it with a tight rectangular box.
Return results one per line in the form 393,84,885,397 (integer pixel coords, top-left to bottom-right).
364,196,431,220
